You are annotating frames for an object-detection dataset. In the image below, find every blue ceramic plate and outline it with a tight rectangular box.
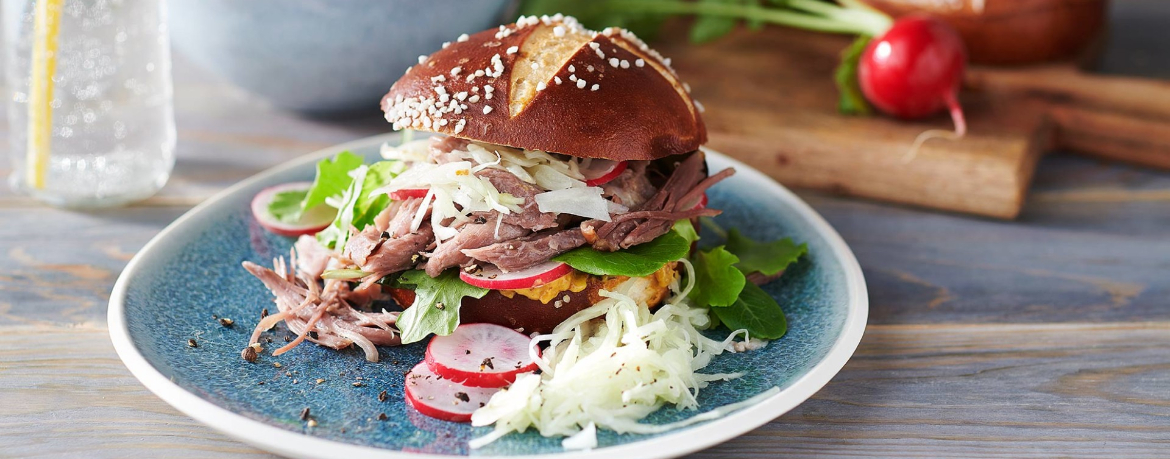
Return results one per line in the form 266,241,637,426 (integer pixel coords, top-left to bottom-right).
109,133,867,459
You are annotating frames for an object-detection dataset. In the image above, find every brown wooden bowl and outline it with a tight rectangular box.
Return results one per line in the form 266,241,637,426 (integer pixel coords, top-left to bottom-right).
861,0,1108,65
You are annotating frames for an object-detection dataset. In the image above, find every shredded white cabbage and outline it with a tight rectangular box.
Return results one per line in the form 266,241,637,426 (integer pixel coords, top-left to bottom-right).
561,422,597,451
381,138,431,162
375,138,608,239
469,260,767,449
535,187,611,221
369,160,523,240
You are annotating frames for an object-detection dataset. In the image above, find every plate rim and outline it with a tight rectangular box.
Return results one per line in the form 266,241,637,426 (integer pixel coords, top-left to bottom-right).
108,133,868,459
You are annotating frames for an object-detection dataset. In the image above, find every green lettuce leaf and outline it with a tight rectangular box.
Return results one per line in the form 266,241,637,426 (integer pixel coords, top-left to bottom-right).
316,160,405,249
554,230,691,278
353,160,407,227
393,270,489,344
268,189,309,223
269,151,364,223
711,281,787,339
302,151,365,214
726,229,808,276
689,246,746,308
673,219,700,245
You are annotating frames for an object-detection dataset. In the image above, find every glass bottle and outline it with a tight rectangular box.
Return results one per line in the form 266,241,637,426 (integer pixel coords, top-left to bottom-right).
3,0,175,208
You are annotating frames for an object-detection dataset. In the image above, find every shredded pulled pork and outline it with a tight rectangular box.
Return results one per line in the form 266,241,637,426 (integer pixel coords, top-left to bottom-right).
243,136,736,361
242,252,400,362
583,153,731,251
474,168,559,231
425,217,528,276
462,229,587,273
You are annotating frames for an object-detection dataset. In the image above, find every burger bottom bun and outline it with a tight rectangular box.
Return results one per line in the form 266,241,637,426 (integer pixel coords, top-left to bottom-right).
388,263,679,335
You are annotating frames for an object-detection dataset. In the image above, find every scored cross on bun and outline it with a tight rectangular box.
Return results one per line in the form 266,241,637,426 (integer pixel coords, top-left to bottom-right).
382,15,706,161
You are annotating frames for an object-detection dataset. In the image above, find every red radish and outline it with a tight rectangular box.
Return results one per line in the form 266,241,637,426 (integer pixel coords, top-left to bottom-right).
250,182,335,237
403,362,499,422
859,14,967,156
581,160,627,186
425,323,539,388
460,260,572,289
389,188,429,200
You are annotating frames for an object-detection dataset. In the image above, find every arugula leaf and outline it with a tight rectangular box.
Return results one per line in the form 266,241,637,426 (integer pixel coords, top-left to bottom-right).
393,270,489,344
268,189,309,223
689,246,746,308
834,35,873,116
711,281,787,339
554,230,691,277
689,0,737,43
683,228,800,338
315,160,405,249
726,229,807,276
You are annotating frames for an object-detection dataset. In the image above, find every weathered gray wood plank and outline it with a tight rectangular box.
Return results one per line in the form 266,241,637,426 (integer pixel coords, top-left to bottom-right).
0,207,184,326
2,323,1166,458
0,325,276,459
0,1,1167,457
801,158,1170,324
690,322,1170,458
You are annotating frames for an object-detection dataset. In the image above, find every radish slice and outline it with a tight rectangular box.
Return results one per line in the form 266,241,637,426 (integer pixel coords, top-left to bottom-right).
425,323,539,388
389,188,429,200
460,260,572,289
250,182,335,237
581,160,627,186
691,193,708,211
404,362,499,422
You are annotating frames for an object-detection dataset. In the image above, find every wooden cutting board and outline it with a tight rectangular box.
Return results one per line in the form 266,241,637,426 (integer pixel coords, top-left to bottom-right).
658,26,1170,218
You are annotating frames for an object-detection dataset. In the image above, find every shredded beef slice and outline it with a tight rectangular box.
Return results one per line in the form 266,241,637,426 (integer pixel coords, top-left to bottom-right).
243,261,309,309
243,261,401,355
387,197,425,238
462,229,587,272
583,152,730,251
372,200,401,233
343,226,383,266
294,235,332,279
430,136,471,164
346,197,430,268
473,168,559,231
424,217,529,276
363,224,434,276
601,161,655,208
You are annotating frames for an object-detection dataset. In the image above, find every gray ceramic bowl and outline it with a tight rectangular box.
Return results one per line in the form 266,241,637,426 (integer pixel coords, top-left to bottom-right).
167,0,514,115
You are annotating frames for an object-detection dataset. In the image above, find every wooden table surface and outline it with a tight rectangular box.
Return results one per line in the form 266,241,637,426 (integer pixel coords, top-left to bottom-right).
2,3,1169,458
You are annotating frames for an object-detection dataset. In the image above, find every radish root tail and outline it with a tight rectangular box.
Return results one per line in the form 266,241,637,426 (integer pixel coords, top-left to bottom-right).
903,91,967,163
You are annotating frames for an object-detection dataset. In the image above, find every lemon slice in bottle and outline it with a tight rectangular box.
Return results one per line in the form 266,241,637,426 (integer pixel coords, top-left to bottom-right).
26,0,64,190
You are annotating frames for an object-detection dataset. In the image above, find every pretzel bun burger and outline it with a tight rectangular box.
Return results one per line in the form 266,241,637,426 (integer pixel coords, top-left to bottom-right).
371,15,734,336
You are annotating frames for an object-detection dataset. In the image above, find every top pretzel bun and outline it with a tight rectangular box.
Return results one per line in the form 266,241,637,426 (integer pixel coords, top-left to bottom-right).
381,15,706,161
